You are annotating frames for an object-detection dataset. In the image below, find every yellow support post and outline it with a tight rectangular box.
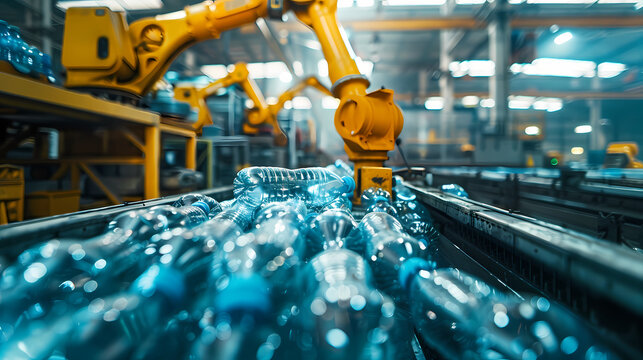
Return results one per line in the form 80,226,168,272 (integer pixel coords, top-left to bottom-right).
186,135,196,170
144,126,160,199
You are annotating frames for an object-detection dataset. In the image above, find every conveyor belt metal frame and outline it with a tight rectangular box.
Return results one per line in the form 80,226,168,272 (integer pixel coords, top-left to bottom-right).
407,183,643,356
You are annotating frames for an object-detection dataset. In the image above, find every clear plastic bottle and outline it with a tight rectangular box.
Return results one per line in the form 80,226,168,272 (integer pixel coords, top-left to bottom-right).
326,159,354,178
191,202,307,360
7,25,29,74
361,187,398,216
106,202,211,239
61,228,223,360
0,203,210,343
393,175,416,201
233,167,355,208
0,21,10,62
357,212,433,301
320,193,353,212
305,208,358,259
441,183,469,198
406,268,621,360
393,200,440,256
173,193,221,213
289,248,400,360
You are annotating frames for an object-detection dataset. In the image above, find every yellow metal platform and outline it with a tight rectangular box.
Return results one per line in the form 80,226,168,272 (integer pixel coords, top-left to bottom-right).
0,72,197,207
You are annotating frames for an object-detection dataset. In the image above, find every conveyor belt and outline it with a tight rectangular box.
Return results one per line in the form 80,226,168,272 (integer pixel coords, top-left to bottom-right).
429,168,643,249
406,182,643,358
0,186,234,260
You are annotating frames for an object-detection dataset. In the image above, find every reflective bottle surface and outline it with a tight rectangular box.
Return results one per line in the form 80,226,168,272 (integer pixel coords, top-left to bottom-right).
233,167,355,208
289,248,400,360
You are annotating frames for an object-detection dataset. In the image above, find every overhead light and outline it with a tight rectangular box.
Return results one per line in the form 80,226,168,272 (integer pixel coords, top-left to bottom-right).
279,71,293,83
509,96,533,109
57,0,163,10
247,61,290,79
338,0,353,7
425,97,444,110
554,32,573,45
356,0,375,7
598,0,639,3
526,0,596,4
293,61,304,77
292,96,312,110
449,60,495,77
598,62,627,78
574,125,592,134
284,100,293,110
303,39,322,51
516,58,596,78
384,0,446,5
533,97,563,112
461,96,479,107
355,57,374,77
480,98,495,108
509,0,525,3
266,97,278,105
200,64,228,79
318,59,329,78
245,99,255,109
524,126,541,136
322,96,340,109
571,146,585,155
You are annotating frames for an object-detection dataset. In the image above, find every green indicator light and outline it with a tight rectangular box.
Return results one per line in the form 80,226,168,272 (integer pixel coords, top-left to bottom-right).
550,158,559,166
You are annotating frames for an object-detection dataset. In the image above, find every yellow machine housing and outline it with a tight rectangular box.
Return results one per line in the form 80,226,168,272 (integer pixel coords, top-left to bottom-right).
61,0,405,198
604,142,643,168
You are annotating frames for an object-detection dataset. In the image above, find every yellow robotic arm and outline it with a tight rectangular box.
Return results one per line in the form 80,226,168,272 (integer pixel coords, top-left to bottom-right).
173,62,272,136
61,0,404,195
243,75,332,145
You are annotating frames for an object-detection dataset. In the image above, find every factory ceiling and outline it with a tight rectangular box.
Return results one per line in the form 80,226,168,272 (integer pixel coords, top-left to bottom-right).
1,0,641,104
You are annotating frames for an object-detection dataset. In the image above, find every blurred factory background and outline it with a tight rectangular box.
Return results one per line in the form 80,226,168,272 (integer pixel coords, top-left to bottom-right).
2,0,642,169
0,0,641,215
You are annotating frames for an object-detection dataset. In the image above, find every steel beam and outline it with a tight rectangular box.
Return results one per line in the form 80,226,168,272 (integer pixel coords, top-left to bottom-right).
244,15,643,34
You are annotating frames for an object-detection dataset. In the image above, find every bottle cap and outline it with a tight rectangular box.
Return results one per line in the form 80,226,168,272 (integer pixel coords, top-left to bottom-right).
398,257,437,292
133,265,186,308
214,274,271,315
374,195,389,203
341,176,356,194
191,200,210,215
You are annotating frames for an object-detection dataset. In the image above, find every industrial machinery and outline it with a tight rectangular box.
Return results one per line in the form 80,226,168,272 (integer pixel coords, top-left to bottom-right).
174,63,333,147
61,0,404,198
243,75,334,139
604,142,643,168
173,62,272,136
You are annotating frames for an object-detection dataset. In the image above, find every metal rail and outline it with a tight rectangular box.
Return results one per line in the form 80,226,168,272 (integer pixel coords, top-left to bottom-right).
0,186,234,258
407,183,643,357
429,169,643,248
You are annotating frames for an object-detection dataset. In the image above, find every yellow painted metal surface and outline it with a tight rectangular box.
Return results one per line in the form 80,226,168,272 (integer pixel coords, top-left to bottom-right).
0,165,24,224
25,190,81,219
144,126,161,199
0,72,159,126
356,166,393,205
606,142,643,168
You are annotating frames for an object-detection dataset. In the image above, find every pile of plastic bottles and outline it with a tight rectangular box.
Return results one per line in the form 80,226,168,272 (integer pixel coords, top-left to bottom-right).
0,20,56,83
0,166,620,360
